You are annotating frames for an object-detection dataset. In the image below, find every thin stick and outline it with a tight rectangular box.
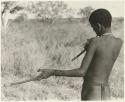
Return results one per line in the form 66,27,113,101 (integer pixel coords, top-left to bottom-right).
72,49,86,61
10,78,36,86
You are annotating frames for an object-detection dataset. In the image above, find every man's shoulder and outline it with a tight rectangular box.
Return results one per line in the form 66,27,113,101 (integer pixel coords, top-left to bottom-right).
110,36,123,45
116,38,123,44
115,37,123,47
86,37,99,49
89,37,99,44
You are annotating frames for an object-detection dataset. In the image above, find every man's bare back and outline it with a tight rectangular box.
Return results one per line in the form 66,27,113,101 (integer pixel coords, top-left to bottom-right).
84,35,123,83
81,35,123,100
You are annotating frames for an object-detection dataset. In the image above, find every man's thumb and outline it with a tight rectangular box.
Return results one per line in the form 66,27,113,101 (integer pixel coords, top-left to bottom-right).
37,69,41,72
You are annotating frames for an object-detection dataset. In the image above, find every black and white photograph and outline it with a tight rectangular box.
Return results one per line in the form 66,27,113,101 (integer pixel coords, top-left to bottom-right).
1,0,124,101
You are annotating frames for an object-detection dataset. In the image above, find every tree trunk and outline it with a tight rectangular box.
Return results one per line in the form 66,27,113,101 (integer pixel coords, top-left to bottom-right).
2,11,9,28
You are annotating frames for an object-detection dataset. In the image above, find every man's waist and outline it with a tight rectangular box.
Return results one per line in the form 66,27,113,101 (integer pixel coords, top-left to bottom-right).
83,80,109,86
84,74,109,85
83,77,108,86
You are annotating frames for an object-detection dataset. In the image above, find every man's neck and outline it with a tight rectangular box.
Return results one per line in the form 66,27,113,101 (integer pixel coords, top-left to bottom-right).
97,28,112,37
104,28,112,34
102,28,113,36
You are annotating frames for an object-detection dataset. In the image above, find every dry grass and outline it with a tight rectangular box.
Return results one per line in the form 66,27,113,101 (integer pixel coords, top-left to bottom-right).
1,18,124,100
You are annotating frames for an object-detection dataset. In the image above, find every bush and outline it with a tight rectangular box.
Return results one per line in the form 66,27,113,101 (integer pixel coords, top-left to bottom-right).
14,13,27,22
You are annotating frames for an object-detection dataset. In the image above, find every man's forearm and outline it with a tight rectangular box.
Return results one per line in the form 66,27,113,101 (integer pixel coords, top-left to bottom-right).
53,68,85,77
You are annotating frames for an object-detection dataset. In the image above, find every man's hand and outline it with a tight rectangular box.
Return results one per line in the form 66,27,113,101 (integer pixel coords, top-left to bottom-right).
35,69,54,81
84,39,90,51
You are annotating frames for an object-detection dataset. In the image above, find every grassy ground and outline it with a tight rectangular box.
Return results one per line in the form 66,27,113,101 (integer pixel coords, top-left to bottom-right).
1,18,124,100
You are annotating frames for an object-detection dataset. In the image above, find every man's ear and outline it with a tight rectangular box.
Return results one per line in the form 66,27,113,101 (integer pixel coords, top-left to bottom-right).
97,23,101,31
97,23,105,32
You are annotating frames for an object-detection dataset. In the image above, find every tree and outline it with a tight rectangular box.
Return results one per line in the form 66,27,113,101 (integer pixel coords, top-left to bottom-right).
26,1,70,24
78,6,94,19
65,8,74,23
1,1,23,27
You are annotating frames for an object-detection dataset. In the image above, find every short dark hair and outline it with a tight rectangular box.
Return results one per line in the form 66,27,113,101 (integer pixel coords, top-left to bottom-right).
89,9,112,28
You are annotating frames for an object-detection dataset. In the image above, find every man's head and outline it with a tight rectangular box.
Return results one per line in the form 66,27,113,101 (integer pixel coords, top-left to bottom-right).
89,9,112,36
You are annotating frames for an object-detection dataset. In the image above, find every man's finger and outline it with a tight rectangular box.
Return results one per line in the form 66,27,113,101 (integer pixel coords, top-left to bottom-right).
37,78,41,81
40,74,48,79
37,69,41,72
34,74,42,80
35,76,42,81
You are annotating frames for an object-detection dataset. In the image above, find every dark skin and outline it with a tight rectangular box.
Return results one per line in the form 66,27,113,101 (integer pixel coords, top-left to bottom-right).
34,23,123,99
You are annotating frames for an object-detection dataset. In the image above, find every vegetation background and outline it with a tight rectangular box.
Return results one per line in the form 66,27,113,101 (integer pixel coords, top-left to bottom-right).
1,1,124,101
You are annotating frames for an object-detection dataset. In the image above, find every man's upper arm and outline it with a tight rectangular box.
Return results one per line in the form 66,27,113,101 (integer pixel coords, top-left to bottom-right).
80,38,97,74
